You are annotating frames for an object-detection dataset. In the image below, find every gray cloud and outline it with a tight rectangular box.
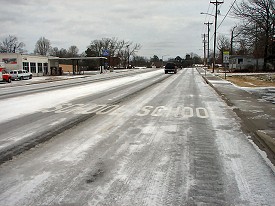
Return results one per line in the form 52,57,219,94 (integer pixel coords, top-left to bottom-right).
0,0,238,58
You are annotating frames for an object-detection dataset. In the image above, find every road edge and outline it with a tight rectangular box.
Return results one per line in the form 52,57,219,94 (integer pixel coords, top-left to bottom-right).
200,71,275,156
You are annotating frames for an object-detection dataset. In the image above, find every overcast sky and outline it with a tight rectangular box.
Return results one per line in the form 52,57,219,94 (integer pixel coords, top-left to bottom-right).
0,0,239,59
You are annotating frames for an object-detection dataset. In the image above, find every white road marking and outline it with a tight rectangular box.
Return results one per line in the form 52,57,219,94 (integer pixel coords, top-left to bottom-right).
42,103,209,119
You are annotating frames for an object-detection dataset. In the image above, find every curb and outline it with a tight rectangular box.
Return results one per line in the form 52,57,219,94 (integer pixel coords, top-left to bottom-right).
200,72,275,155
256,130,275,154
201,75,235,107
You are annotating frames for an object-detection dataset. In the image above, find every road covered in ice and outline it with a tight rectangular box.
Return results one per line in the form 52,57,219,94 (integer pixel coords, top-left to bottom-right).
0,68,274,205
0,69,169,162
0,69,164,124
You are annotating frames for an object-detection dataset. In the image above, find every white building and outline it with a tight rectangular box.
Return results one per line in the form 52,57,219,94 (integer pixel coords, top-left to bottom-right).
0,53,56,76
229,55,264,71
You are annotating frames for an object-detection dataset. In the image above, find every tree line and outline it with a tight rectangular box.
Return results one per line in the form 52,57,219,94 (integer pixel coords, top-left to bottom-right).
0,35,199,68
0,35,142,68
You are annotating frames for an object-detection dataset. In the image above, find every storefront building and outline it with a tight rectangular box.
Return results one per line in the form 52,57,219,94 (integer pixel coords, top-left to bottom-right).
0,53,51,76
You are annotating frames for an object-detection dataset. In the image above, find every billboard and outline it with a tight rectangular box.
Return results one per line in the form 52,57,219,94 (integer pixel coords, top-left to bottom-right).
2,58,17,64
102,49,109,56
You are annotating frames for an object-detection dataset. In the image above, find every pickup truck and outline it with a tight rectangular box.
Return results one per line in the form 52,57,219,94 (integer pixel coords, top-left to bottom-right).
164,62,178,74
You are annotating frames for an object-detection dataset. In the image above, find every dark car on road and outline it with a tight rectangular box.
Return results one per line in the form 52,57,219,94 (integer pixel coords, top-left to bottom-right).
164,62,177,74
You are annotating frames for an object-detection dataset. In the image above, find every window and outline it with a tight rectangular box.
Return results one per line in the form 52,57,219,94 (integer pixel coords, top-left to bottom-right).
18,70,22,74
23,62,29,72
238,58,243,64
38,63,43,73
30,62,36,73
43,63,48,74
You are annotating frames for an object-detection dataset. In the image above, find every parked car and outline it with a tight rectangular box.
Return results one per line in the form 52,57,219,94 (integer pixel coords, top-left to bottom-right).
164,62,178,74
10,70,32,80
23,70,32,79
10,70,23,80
0,68,12,83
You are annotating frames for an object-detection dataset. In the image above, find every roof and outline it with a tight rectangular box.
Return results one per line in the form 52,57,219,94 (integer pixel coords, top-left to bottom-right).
48,57,107,60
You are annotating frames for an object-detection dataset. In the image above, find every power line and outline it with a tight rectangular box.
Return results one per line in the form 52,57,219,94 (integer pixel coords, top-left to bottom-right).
217,0,238,30
209,0,237,41
208,5,215,21
201,3,212,34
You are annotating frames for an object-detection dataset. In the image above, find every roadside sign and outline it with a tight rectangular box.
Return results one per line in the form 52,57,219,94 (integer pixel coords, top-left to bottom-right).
223,51,229,64
102,49,109,56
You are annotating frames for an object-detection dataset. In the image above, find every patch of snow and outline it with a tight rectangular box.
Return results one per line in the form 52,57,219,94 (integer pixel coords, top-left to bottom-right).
244,82,256,86
209,80,232,84
49,118,67,126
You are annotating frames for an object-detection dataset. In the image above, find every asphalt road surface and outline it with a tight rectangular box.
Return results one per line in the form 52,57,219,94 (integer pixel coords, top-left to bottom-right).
0,68,274,205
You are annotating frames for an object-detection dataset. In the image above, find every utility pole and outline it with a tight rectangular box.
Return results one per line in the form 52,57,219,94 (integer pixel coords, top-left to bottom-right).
202,34,207,66
210,0,223,73
126,44,130,69
230,26,237,55
204,22,213,69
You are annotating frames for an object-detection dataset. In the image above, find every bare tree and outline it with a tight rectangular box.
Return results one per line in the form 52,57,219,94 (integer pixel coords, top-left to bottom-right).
235,39,250,55
217,35,230,52
34,37,51,55
50,47,70,58
67,45,79,57
50,47,60,57
132,56,149,67
0,35,25,53
233,0,275,70
217,34,230,63
86,37,141,68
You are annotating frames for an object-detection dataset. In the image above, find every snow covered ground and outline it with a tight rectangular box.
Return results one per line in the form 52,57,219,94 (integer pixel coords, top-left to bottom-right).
243,87,275,104
0,69,163,124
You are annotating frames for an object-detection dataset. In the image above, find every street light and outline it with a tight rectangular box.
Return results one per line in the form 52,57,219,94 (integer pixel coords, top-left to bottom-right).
201,12,231,18
200,12,215,17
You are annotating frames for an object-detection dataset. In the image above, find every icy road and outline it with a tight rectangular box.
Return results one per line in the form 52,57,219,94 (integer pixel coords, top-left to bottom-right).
0,68,275,205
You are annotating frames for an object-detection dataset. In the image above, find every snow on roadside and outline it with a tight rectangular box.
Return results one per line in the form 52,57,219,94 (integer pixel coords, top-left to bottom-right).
214,74,275,104
0,70,163,124
242,87,275,104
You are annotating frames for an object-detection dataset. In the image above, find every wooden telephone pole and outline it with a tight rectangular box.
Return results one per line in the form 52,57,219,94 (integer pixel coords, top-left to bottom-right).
204,22,213,68
202,34,207,66
210,0,223,72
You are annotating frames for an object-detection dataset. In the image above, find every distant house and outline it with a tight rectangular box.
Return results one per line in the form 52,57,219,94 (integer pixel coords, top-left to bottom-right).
229,55,264,72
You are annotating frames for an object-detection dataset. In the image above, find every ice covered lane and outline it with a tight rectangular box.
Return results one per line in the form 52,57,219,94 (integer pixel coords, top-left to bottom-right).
0,68,275,205
0,69,166,163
